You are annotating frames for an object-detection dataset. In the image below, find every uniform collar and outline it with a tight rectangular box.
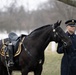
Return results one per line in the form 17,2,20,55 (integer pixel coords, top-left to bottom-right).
66,32,75,37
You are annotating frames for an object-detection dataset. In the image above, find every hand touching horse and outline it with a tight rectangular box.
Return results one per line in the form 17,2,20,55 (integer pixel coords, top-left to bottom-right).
0,21,71,75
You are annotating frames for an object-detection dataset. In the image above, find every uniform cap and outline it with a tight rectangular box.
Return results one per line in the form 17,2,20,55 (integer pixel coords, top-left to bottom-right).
65,19,76,26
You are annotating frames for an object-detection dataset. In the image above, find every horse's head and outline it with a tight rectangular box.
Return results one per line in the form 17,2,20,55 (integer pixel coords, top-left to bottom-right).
52,21,72,47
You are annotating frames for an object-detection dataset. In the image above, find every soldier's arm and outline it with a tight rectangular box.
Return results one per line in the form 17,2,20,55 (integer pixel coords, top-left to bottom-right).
57,42,66,54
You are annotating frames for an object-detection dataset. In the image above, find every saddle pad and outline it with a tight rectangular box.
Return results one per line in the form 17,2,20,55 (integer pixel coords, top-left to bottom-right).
0,37,25,57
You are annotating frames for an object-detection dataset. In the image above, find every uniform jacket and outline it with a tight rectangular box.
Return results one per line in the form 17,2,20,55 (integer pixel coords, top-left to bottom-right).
57,32,76,75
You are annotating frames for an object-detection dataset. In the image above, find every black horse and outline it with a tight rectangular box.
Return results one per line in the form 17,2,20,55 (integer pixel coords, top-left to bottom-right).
0,21,71,75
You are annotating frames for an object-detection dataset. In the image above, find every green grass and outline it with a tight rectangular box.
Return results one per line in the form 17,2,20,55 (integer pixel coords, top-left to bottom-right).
42,51,62,75
12,50,63,75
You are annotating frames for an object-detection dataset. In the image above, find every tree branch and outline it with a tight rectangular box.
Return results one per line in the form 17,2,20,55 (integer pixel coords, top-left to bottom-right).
58,0,76,7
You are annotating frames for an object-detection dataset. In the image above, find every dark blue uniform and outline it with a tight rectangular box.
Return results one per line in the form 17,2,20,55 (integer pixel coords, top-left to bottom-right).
57,32,76,75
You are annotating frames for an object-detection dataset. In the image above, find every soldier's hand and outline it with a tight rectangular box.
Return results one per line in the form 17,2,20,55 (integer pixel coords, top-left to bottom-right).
63,42,67,49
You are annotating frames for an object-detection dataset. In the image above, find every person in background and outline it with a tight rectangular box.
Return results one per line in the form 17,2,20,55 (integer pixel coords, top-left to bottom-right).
57,19,76,75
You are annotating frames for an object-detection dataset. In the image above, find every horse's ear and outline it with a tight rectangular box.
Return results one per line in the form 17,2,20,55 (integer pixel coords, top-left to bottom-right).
54,20,62,28
58,20,62,26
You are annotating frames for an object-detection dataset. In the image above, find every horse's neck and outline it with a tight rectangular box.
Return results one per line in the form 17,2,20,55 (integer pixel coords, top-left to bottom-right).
39,33,52,51
30,27,53,51
24,25,55,54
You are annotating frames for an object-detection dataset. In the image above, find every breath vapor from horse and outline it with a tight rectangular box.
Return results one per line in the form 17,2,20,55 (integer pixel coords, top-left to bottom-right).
0,21,72,75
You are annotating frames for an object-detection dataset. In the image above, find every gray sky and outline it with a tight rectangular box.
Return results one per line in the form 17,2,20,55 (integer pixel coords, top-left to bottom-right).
0,0,48,11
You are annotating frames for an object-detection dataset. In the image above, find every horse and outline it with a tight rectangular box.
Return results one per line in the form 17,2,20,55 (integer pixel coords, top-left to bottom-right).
0,21,72,75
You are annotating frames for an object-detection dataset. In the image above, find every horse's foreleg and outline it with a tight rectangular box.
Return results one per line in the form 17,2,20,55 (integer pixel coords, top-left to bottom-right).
9,70,12,75
2,67,8,75
34,65,43,75
21,67,29,75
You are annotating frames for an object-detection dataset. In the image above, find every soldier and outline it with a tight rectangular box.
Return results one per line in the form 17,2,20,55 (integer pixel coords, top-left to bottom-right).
57,19,76,75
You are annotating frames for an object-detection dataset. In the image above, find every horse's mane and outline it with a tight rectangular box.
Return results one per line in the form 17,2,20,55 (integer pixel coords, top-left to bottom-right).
28,24,52,39
29,24,52,35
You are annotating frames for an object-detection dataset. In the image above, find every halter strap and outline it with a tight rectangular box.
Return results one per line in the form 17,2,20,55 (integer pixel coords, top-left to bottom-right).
52,25,58,39
52,25,68,46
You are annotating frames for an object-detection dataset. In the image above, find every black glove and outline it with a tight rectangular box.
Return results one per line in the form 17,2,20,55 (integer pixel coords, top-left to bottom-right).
62,42,68,49
62,42,70,53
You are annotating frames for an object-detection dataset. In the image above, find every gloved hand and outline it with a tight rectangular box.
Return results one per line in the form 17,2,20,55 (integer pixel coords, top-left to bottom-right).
62,42,68,49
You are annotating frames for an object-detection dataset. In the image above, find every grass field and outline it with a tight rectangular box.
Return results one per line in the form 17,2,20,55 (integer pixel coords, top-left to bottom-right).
12,50,63,75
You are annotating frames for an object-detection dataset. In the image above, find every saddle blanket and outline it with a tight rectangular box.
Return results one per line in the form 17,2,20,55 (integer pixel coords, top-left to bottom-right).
0,37,25,57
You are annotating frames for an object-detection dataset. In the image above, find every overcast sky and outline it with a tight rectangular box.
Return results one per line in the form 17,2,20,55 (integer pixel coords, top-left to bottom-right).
0,0,48,11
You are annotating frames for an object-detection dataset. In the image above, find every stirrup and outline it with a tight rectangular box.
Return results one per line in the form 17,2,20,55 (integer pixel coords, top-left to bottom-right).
8,61,14,67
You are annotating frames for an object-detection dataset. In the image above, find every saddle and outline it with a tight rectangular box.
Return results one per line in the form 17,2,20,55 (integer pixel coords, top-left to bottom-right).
8,32,19,52
8,32,18,41
0,32,25,57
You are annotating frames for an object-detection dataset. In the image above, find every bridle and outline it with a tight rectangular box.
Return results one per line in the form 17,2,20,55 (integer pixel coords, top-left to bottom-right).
52,25,68,46
52,25,58,39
